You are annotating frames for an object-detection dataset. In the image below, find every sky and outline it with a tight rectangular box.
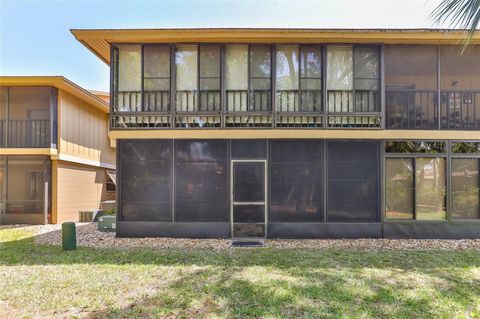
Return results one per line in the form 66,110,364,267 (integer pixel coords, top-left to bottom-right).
0,0,455,92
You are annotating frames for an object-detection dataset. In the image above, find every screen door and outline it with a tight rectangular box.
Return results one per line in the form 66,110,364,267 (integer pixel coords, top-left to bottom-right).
231,160,267,238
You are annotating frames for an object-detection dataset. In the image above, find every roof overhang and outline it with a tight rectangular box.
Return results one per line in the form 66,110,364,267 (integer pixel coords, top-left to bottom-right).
0,76,110,113
71,28,480,65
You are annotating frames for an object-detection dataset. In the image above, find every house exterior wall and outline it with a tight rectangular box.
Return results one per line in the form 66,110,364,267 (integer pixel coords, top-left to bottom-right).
0,78,115,225
57,89,115,167
72,29,480,239
54,160,108,223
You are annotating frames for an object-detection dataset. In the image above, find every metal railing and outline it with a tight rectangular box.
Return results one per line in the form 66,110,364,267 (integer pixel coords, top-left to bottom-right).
440,91,480,130
112,89,382,129
0,119,50,148
386,90,480,130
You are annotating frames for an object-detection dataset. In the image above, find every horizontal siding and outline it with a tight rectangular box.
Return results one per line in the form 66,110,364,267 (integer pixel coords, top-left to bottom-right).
56,161,106,223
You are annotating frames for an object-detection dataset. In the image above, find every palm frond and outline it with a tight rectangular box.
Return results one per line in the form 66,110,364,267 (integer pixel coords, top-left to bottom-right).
429,0,480,52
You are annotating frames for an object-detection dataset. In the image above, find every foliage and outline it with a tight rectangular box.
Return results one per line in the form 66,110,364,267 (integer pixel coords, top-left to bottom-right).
430,0,480,52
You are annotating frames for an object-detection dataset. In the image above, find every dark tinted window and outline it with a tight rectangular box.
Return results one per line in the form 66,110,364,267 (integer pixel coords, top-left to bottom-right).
327,141,379,222
120,140,172,221
175,140,228,222
270,140,323,222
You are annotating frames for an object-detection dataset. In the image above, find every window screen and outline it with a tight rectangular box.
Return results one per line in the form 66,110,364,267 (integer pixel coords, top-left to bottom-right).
231,140,267,159
327,141,379,222
270,140,323,222
120,140,172,221
175,140,229,222
385,45,438,129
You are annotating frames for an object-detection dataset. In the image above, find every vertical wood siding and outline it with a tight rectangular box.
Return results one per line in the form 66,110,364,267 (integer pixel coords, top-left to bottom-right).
58,90,115,166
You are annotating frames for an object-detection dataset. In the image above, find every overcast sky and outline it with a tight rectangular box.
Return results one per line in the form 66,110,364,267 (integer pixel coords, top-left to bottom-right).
0,0,458,92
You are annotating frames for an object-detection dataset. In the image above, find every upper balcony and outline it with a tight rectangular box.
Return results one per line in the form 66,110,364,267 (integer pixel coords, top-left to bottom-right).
110,42,479,131
0,86,57,148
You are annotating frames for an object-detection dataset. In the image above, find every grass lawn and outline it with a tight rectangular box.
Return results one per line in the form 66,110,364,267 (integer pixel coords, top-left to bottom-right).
1,227,479,319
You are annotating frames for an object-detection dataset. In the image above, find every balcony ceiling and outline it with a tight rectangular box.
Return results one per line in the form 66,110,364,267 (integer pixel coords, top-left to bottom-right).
71,28,480,65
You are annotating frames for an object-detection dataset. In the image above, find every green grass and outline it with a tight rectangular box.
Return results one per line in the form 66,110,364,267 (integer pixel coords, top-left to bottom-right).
1,227,479,319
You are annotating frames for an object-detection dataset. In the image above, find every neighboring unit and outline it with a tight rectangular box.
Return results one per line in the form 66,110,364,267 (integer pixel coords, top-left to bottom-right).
0,76,116,224
72,28,480,239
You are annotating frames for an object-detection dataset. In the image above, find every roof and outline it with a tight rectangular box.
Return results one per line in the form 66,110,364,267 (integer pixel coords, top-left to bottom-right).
0,76,110,113
71,28,480,64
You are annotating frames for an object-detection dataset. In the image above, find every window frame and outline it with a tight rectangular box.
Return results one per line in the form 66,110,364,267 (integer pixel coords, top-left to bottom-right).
383,139,480,224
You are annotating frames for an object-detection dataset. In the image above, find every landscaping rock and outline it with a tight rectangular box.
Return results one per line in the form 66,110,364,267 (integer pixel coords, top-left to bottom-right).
5,223,478,250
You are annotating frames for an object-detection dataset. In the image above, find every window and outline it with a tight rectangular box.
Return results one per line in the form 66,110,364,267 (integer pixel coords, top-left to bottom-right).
116,45,141,112
385,157,446,220
143,45,170,112
199,45,221,112
119,140,172,221
225,45,248,112
250,45,272,111
276,45,322,113
175,140,229,222
415,158,446,220
451,158,479,219
327,46,353,113
326,46,380,127
175,45,198,112
300,46,323,112
385,159,414,219
270,140,323,222
327,141,379,222
276,45,300,112
106,170,116,193
385,140,448,221
385,141,446,154
452,142,480,154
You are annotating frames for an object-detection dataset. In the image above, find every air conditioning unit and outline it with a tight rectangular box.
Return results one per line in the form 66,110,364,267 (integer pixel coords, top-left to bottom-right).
98,215,116,232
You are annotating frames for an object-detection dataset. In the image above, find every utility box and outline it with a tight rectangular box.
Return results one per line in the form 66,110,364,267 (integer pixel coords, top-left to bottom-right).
98,215,116,232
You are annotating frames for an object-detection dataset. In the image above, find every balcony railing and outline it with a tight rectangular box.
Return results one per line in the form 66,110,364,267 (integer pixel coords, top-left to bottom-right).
0,119,50,148
112,89,382,129
441,91,480,130
386,90,480,130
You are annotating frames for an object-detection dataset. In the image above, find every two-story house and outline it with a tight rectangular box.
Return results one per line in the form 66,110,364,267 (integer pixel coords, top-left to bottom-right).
0,76,115,225
72,28,479,239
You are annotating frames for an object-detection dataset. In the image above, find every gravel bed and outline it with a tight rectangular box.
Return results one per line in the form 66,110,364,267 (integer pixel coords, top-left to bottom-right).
3,223,480,250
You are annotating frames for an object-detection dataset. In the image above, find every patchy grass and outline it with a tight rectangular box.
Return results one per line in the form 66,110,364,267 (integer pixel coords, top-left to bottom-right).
0,227,479,319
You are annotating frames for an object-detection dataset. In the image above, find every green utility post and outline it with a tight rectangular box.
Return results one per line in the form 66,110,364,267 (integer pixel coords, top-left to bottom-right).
62,222,77,250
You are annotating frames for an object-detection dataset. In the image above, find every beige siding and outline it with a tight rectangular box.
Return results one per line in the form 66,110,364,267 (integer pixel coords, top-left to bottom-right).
55,161,108,223
58,89,115,166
